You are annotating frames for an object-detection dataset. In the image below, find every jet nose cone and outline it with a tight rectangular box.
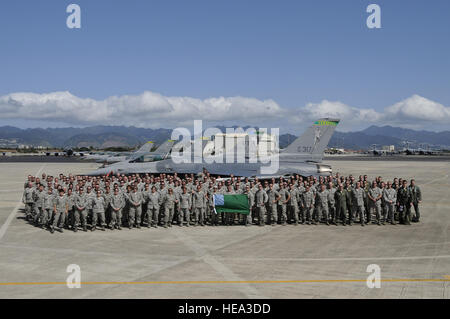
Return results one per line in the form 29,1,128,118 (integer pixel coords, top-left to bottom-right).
88,167,111,176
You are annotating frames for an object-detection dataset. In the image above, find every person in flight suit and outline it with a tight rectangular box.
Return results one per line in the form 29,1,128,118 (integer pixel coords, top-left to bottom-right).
74,188,88,232
397,180,411,225
65,188,75,230
335,184,349,226
408,179,422,222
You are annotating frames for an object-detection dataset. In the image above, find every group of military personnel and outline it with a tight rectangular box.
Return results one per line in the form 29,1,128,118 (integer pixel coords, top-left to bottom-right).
22,171,422,233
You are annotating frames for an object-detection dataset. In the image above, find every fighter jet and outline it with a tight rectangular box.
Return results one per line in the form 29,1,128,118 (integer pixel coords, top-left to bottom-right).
82,142,154,162
88,118,340,178
83,140,171,163
102,140,175,164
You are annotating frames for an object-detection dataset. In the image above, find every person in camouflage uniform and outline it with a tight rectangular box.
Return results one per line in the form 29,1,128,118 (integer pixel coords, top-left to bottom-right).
162,188,178,228
32,184,46,226
302,185,315,225
91,190,106,231
51,189,68,233
277,183,289,225
327,182,337,225
287,184,300,225
383,182,397,225
255,184,268,226
22,182,35,221
193,185,207,226
316,184,330,225
110,188,125,230
178,187,192,226
244,185,254,226
266,184,280,226
368,181,383,225
353,182,366,226
145,186,161,228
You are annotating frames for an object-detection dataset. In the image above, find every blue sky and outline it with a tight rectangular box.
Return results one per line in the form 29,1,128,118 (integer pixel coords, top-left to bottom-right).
0,0,449,132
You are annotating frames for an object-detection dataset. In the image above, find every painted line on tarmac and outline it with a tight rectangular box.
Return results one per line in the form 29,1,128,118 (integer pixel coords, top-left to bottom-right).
173,228,265,298
423,174,449,186
0,164,46,242
0,278,449,286
216,255,450,262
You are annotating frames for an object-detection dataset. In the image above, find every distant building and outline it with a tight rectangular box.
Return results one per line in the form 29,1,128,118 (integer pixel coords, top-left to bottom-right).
382,145,395,152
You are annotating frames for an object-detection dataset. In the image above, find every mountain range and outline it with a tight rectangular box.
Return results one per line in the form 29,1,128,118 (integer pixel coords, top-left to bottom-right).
0,125,449,150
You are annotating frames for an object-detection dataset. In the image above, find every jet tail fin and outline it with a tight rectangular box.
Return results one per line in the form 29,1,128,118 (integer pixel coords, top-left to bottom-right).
136,141,154,153
154,140,175,157
283,118,339,162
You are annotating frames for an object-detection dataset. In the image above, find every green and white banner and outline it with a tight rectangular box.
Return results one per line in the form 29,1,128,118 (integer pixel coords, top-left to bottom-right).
213,194,250,215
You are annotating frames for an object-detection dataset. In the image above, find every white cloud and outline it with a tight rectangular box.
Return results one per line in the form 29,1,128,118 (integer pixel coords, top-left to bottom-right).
0,91,449,132
0,91,284,128
384,94,450,122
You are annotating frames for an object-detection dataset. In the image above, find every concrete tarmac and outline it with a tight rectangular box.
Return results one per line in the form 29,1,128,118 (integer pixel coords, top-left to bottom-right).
0,160,449,299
